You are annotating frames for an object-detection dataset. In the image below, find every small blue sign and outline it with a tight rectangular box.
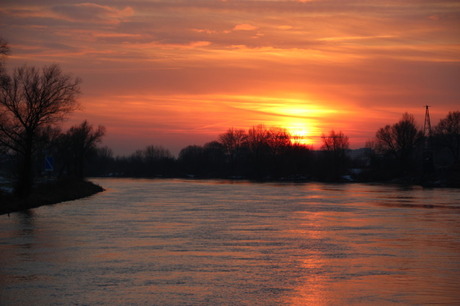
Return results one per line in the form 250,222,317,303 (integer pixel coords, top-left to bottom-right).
44,156,54,172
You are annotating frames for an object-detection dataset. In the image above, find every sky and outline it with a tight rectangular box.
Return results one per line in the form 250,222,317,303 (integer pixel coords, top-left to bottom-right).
1,0,459,155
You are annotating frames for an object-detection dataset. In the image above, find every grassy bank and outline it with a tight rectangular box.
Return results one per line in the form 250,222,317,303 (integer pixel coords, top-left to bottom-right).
0,179,104,215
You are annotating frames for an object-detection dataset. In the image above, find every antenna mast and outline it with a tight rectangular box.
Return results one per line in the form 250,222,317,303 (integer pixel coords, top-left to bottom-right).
422,105,434,175
423,105,432,144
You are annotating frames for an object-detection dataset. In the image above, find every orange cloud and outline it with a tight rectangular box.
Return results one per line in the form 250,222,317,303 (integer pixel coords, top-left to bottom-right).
52,3,134,24
233,24,258,31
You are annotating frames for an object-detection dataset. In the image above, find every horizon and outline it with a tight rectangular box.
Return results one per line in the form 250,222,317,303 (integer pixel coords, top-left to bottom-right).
1,0,459,156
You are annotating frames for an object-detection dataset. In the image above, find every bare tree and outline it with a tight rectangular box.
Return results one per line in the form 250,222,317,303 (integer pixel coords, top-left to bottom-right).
320,130,350,179
434,111,460,163
267,127,291,156
218,127,247,168
321,130,349,153
58,121,105,179
0,64,81,195
246,125,271,154
374,113,421,172
143,145,172,162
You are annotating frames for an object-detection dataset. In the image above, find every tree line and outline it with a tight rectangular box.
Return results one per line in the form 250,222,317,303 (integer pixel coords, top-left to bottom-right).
85,112,458,187
1,37,459,196
365,111,460,185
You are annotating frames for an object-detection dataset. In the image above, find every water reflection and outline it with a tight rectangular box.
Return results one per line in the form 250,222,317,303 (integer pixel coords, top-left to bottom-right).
289,183,460,304
1,179,460,305
16,210,35,237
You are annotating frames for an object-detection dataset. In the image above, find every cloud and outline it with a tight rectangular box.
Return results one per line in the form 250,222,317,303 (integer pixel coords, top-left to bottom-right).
51,2,133,24
233,23,258,31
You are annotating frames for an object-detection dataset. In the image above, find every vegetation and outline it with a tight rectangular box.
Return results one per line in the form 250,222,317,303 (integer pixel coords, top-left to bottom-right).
0,118,107,213
364,111,460,185
1,37,459,215
320,130,350,180
0,38,103,214
85,114,459,187
55,120,106,179
434,111,460,164
0,64,81,195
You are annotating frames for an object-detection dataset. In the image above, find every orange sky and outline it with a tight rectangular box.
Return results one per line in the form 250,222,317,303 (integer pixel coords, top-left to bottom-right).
1,0,460,155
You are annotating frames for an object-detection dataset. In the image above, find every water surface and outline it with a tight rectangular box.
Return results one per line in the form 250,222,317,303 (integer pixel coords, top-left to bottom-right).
1,178,460,305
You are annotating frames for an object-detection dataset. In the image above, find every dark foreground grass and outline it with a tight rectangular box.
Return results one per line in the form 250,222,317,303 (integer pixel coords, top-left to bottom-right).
0,179,104,215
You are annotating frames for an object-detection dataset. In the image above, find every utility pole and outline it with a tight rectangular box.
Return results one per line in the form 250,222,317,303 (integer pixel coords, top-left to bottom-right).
423,105,432,147
422,105,434,176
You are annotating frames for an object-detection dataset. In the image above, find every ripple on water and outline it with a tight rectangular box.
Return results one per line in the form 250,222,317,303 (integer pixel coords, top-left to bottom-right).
1,178,460,305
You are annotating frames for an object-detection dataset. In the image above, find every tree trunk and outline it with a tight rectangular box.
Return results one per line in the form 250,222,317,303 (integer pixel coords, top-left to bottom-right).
15,136,33,197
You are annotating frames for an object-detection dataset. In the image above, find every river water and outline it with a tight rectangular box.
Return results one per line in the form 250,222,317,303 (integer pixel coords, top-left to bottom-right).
1,178,460,305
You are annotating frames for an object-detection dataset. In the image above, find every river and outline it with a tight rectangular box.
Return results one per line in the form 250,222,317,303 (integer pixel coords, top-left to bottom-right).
1,178,460,305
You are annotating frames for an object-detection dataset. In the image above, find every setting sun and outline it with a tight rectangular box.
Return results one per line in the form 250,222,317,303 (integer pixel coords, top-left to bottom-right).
286,124,313,146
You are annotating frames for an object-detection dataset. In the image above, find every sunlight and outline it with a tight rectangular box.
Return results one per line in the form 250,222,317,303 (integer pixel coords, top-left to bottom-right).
277,117,323,147
286,123,312,146
263,99,332,147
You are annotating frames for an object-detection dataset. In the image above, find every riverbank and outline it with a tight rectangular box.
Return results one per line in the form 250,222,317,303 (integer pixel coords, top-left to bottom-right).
0,179,104,215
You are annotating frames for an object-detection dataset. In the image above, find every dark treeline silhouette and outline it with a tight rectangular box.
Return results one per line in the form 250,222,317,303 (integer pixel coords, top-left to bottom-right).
0,119,106,187
83,111,459,187
364,111,460,186
2,101,459,187
87,125,318,180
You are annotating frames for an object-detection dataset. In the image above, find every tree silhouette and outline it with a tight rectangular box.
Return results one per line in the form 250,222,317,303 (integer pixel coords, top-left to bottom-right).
320,130,350,180
374,113,421,175
434,111,460,164
178,145,206,176
58,121,105,178
141,145,174,177
245,125,272,177
0,64,81,195
218,127,246,173
203,141,226,176
86,146,114,177
267,127,291,155
321,130,349,152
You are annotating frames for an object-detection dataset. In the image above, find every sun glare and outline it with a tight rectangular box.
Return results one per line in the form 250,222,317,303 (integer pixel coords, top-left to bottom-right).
289,128,310,145
282,121,316,146
265,99,329,147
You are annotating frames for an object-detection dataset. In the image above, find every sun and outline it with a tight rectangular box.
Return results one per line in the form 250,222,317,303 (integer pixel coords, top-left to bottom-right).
255,96,328,147
271,106,322,147
284,121,314,146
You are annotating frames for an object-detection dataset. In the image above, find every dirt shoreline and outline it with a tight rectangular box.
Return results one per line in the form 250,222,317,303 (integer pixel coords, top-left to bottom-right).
0,179,104,215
